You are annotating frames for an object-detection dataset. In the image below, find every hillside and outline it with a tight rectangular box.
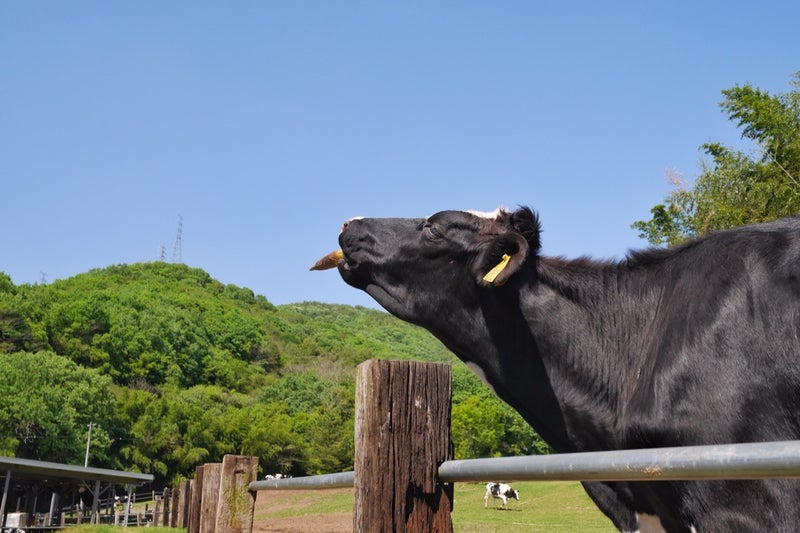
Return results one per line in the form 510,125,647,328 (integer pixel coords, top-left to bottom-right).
0,263,545,485
2,263,453,385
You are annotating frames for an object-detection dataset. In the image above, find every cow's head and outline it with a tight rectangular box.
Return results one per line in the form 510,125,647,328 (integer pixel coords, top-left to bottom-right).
312,207,541,328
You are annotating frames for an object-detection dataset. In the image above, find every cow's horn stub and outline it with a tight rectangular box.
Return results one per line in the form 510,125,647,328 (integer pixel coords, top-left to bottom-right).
310,249,344,271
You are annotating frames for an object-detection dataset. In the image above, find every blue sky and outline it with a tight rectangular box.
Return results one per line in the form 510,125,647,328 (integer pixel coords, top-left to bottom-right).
2,2,798,309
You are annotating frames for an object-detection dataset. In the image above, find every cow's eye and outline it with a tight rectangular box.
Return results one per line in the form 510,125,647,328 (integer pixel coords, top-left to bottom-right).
423,224,442,240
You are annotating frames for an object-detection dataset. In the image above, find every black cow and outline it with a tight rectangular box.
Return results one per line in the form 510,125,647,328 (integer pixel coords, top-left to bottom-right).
313,206,800,532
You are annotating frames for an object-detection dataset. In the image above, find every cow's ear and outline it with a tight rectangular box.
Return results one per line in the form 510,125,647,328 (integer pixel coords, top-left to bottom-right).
476,233,529,287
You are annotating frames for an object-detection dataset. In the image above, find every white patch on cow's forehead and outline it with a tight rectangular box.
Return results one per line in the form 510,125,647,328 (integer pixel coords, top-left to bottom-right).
424,208,505,220
466,207,504,219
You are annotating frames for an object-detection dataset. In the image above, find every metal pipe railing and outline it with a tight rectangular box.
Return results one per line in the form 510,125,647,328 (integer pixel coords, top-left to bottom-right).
438,440,800,483
249,470,354,491
249,440,800,492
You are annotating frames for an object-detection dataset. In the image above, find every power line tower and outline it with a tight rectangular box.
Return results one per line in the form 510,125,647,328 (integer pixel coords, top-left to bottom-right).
172,215,183,263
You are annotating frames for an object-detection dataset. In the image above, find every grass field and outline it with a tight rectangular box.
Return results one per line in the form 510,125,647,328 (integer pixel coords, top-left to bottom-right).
253,480,618,532
453,481,616,532
66,481,618,532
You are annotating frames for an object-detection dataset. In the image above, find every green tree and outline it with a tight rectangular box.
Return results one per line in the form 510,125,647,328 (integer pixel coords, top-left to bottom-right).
0,273,13,294
451,364,549,458
452,395,507,458
0,297,29,354
257,371,355,475
114,385,176,480
235,402,307,476
633,73,800,245
258,372,328,415
0,278,48,354
296,384,355,475
0,351,116,464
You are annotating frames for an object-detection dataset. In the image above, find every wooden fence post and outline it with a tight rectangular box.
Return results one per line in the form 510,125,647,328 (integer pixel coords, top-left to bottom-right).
214,455,259,533
152,496,161,527
170,486,180,527
162,488,170,527
354,360,454,533
178,478,191,528
187,467,203,533
199,463,222,533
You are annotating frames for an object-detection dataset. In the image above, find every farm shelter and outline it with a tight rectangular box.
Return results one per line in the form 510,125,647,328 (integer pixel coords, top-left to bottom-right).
0,456,153,530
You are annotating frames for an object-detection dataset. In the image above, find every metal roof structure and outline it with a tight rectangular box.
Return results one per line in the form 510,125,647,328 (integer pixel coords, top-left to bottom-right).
1,456,153,528
0,456,153,486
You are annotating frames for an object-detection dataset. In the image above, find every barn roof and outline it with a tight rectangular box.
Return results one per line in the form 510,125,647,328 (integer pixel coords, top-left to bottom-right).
0,456,153,485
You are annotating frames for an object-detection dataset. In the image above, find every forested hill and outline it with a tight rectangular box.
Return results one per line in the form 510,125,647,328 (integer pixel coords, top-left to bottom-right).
0,262,545,486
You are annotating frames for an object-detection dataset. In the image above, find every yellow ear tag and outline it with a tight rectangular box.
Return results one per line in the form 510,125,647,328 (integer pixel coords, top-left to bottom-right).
483,254,512,283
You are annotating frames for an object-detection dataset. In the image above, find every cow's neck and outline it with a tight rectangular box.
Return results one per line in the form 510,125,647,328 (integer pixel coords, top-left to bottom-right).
425,257,659,454
515,257,659,451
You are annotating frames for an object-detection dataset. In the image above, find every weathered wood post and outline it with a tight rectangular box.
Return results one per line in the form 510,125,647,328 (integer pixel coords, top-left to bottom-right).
199,463,222,533
187,467,204,533
161,487,170,527
214,455,259,533
152,496,161,526
354,359,454,533
178,478,191,528
170,486,180,526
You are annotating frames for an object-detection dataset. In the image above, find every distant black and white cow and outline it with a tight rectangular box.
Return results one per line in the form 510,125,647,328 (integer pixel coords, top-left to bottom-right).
312,206,800,533
484,482,520,509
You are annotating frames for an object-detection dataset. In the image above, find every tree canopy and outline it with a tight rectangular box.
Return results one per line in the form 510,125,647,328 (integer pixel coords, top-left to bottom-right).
633,72,800,245
0,351,115,462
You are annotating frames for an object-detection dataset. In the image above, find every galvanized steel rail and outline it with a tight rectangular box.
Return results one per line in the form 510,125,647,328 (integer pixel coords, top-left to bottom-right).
439,440,800,483
248,440,800,491
249,470,354,491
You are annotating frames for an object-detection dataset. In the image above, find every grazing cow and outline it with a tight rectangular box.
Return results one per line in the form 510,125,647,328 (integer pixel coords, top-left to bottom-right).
312,207,800,533
484,482,520,509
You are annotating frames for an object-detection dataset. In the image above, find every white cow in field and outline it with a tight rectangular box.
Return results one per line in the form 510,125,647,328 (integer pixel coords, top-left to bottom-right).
484,482,519,509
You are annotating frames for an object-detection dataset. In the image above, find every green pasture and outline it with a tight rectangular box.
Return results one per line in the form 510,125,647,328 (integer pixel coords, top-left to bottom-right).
452,481,616,532
69,481,617,532
254,480,617,532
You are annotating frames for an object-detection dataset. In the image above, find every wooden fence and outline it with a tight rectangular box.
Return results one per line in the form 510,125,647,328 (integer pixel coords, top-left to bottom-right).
179,359,451,532
161,454,259,532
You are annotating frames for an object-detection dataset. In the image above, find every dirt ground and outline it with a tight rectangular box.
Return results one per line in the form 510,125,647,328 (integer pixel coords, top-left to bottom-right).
252,488,353,533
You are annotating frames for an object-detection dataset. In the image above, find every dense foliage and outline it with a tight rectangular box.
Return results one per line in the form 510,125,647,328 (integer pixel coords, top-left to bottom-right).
0,263,546,486
0,351,115,462
633,72,800,245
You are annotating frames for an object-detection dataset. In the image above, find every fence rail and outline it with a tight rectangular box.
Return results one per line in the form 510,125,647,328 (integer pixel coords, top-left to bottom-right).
439,440,800,482
249,440,800,493
250,470,355,491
